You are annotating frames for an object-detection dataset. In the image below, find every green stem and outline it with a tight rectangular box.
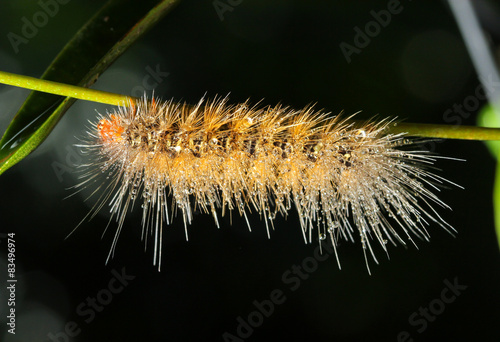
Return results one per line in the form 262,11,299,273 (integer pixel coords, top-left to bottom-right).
0,70,133,106
2,70,500,141
389,122,500,141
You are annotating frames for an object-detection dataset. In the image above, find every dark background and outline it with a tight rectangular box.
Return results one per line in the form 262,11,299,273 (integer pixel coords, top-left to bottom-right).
0,0,499,341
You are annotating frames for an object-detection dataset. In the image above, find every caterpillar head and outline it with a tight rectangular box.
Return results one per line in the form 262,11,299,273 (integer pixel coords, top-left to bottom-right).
97,115,125,143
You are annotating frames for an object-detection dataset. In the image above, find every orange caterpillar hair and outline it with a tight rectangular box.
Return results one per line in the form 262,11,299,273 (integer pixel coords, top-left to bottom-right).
77,95,454,271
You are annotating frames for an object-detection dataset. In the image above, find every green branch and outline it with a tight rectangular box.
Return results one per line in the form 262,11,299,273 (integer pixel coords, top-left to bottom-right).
0,70,133,107
390,122,500,141
2,70,500,141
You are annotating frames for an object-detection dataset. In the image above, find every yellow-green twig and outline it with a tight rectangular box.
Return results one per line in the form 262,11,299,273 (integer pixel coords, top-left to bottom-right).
2,70,500,141
0,70,133,107
390,122,500,141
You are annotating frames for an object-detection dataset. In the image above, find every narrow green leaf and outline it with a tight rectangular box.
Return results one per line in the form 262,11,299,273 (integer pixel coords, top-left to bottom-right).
0,0,180,176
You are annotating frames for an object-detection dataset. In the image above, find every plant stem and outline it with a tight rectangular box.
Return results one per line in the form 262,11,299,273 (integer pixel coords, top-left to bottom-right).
2,69,500,141
389,122,500,141
0,70,133,106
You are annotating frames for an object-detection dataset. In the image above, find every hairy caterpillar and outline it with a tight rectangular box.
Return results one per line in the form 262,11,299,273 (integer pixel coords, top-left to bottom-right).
75,95,455,272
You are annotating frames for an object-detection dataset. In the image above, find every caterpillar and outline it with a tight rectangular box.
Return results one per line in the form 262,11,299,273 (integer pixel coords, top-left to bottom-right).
75,95,455,272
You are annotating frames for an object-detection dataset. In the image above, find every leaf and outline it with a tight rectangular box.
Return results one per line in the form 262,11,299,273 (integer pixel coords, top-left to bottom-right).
0,0,180,176
478,104,500,249
478,104,500,156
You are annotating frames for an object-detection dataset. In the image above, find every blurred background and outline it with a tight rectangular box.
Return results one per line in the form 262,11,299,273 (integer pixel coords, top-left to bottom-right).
0,0,499,341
